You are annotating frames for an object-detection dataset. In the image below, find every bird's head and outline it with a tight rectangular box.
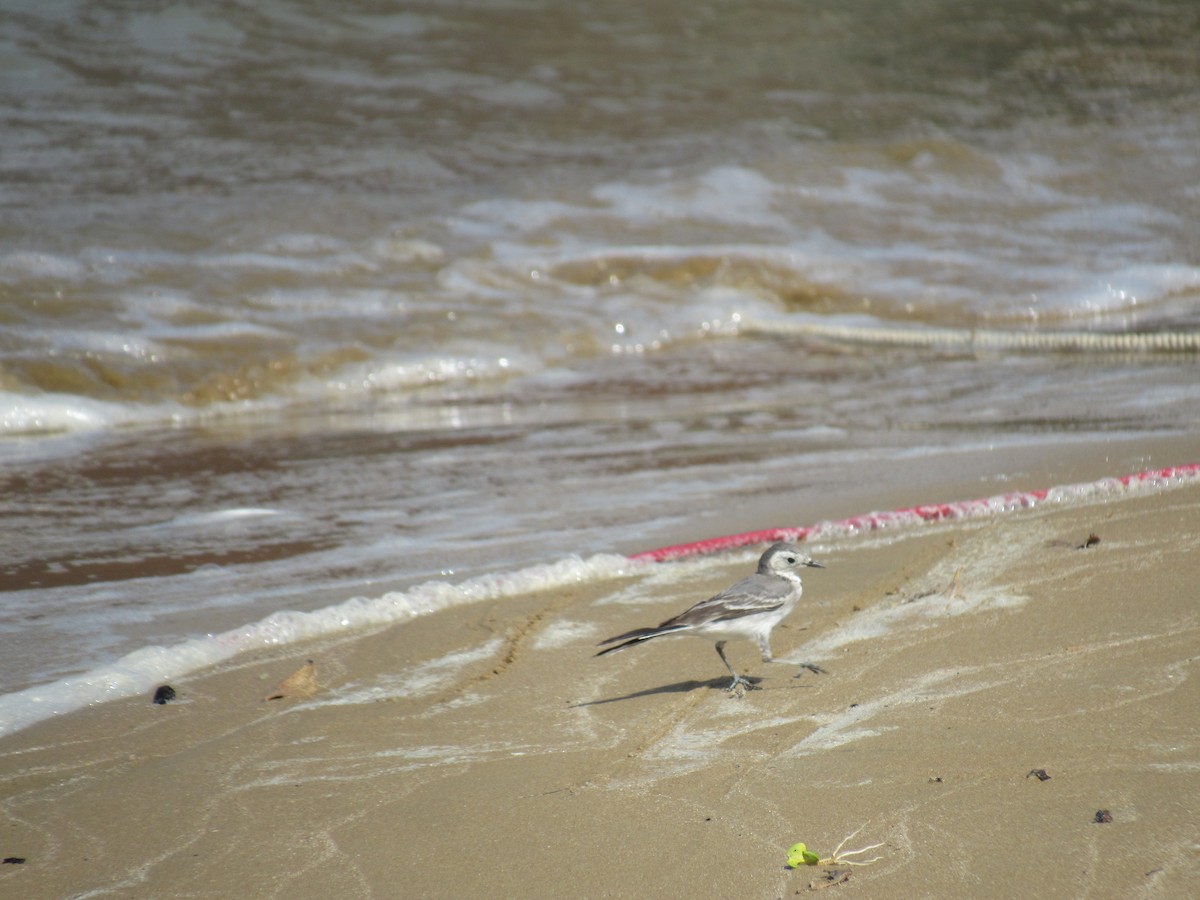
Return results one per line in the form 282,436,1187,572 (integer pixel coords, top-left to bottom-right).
759,541,824,576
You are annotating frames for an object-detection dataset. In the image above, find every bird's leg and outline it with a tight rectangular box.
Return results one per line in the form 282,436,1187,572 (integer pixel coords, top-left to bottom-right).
757,635,827,677
756,635,773,663
715,641,756,691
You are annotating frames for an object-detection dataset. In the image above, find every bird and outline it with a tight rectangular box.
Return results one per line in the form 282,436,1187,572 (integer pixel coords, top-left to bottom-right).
596,542,825,691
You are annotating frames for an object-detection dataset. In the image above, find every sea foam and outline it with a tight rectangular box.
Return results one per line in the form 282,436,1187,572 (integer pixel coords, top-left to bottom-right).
0,553,636,738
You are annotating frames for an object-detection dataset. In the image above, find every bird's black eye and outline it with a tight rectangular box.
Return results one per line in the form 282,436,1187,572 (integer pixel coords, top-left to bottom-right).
786,556,796,564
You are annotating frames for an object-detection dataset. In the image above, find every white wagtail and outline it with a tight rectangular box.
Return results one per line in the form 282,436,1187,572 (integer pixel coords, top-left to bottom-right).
596,542,825,691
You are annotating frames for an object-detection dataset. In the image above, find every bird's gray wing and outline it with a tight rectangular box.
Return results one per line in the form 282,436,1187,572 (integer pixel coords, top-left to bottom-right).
661,574,792,628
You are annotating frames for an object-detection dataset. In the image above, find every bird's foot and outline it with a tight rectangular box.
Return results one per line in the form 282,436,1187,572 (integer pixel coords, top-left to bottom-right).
792,662,828,678
726,674,761,694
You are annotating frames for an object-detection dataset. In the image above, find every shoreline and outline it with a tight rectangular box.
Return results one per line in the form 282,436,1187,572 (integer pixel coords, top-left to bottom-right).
3,475,1199,898
3,447,1195,738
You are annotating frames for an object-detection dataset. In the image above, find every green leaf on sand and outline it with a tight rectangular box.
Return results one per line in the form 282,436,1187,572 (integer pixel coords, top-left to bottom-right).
786,842,821,867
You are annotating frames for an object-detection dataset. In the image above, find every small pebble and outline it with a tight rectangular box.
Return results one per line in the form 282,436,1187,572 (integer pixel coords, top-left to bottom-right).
153,685,176,705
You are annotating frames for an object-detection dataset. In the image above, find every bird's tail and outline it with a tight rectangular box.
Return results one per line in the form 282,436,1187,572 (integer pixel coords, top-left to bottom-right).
595,624,687,657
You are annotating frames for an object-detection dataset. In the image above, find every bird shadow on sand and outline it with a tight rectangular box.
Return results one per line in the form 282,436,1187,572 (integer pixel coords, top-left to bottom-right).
573,663,828,708
570,675,764,707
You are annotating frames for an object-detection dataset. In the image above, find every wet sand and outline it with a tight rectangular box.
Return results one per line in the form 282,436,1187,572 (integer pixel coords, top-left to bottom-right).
3,479,1199,899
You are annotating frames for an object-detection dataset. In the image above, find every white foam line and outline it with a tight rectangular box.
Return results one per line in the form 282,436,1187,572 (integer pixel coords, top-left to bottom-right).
0,553,636,738
785,668,1002,756
297,638,506,709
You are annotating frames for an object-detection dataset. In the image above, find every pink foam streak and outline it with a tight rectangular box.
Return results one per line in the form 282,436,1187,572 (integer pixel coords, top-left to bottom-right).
630,464,1200,562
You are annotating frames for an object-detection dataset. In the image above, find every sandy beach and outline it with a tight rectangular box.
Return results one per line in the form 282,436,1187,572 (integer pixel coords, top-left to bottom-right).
5,4,1199,898
3,477,1199,899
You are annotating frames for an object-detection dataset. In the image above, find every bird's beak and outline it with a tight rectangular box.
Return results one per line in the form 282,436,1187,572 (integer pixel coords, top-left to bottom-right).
806,559,825,569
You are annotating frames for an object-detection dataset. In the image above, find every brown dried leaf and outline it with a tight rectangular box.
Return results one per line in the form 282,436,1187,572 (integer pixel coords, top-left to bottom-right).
264,659,319,701
807,870,851,891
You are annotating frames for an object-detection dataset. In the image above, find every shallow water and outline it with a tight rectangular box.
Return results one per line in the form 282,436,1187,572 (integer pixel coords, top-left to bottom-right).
1,0,1198,733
